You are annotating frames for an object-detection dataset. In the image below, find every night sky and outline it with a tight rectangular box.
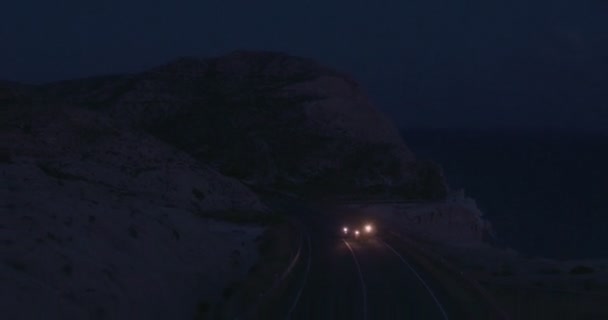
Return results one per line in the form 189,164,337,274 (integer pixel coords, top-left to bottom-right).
2,0,607,132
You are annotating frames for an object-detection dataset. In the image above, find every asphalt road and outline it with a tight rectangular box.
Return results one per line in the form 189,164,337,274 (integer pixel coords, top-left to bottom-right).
268,205,455,320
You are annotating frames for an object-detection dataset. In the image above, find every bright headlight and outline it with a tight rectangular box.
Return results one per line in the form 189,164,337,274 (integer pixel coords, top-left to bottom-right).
364,224,373,233
354,230,360,236
343,227,348,234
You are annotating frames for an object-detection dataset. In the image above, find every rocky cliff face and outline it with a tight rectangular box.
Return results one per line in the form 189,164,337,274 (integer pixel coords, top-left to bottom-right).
0,50,449,318
339,196,493,245
1,107,267,319
28,51,447,199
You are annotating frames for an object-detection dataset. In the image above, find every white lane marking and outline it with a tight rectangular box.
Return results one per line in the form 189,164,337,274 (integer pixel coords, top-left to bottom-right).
343,239,368,320
381,240,449,320
288,233,312,318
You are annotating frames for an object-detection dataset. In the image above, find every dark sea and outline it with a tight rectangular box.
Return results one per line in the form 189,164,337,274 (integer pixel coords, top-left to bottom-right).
402,129,608,260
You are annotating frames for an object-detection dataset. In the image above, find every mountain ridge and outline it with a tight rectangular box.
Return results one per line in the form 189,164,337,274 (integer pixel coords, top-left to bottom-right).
4,51,448,199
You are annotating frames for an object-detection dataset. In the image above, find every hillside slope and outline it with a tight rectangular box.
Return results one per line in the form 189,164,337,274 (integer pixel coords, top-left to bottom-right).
1,107,267,319
31,51,447,199
0,51,453,318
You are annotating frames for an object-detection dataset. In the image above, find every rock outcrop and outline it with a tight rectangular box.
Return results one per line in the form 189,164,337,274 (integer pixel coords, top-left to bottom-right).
340,196,492,245
27,51,448,199
1,107,266,319
0,50,450,318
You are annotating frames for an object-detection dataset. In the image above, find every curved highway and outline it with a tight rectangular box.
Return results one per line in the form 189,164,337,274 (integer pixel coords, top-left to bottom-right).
259,200,467,320
283,233,450,320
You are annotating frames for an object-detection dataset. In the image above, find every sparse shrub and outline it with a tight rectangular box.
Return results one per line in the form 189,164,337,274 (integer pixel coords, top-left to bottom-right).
258,238,272,256
94,306,106,319
249,264,259,274
62,291,76,302
192,187,206,200
6,260,26,272
400,160,448,200
493,262,515,276
222,285,235,299
101,268,115,281
46,232,60,242
230,250,241,267
197,211,285,226
76,126,106,144
583,279,598,291
196,300,210,316
21,123,32,134
128,225,138,238
37,163,85,181
469,265,486,271
64,216,73,227
570,265,595,275
62,264,73,276
538,267,561,275
171,228,180,240
0,149,12,163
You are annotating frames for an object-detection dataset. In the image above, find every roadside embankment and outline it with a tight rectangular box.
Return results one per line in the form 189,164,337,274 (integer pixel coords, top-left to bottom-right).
386,232,509,319
207,219,303,319
434,244,608,320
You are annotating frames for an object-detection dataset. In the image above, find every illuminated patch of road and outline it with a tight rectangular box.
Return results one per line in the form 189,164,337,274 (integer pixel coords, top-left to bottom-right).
343,239,368,320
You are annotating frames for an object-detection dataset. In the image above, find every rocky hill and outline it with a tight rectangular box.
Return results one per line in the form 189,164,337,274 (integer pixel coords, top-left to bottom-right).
1,106,269,319
26,51,447,199
1,50,449,318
